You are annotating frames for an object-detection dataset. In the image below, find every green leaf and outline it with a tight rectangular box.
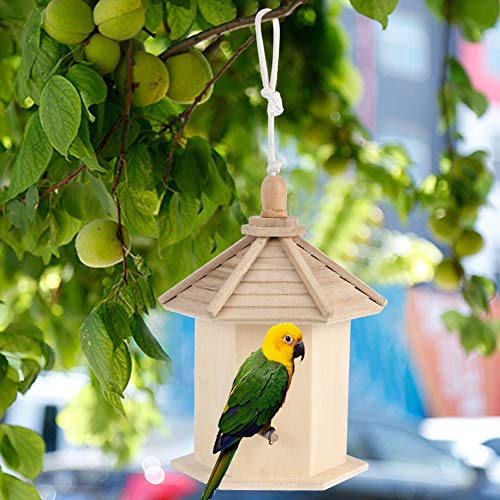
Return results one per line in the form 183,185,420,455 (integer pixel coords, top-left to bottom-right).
145,0,164,31
198,0,236,25
25,186,39,224
2,474,40,500
350,0,398,29
167,0,197,39
159,191,198,247
40,75,82,157
14,8,42,102
458,0,499,29
7,112,53,199
126,143,153,190
19,359,41,394
66,65,107,122
69,118,104,172
80,306,132,396
0,324,54,370
462,275,496,313
6,200,29,234
0,377,17,418
118,185,160,238
2,473,40,500
441,310,467,332
49,209,82,249
23,33,68,104
0,425,45,480
131,314,171,364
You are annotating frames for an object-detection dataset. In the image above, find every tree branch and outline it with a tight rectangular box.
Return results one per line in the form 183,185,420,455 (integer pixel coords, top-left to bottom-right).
159,0,306,60
113,39,135,283
162,35,256,184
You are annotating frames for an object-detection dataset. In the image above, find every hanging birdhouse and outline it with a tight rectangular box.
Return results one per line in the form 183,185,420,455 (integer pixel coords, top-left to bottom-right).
159,175,387,491
159,8,387,492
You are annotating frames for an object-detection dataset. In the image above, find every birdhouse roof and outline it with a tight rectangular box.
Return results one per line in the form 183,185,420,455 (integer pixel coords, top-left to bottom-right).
159,217,387,324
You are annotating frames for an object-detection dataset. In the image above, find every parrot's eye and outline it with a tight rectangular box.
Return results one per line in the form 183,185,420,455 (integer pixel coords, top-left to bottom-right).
283,335,293,345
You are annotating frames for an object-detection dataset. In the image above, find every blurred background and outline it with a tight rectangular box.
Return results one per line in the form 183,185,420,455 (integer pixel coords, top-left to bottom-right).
3,0,500,498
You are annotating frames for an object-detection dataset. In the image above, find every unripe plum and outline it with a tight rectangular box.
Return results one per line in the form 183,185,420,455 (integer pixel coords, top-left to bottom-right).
93,0,145,41
75,219,130,268
165,50,213,105
84,33,121,74
115,51,169,107
43,0,94,45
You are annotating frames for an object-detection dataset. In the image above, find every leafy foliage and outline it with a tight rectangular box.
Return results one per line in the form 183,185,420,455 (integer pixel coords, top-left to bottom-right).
0,0,499,494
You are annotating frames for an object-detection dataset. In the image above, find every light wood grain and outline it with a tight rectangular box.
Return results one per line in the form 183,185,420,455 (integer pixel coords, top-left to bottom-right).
250,257,295,270
294,236,387,308
281,237,333,319
181,285,217,304
207,237,268,317
225,293,316,308
158,236,254,305
172,453,368,491
232,281,308,295
249,215,299,227
217,306,324,322
242,224,306,237
241,269,303,282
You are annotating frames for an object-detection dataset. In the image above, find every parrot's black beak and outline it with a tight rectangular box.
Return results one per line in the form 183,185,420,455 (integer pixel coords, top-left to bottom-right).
293,340,305,361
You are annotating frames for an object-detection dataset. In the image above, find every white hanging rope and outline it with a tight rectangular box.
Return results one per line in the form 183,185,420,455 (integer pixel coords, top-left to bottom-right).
255,8,283,176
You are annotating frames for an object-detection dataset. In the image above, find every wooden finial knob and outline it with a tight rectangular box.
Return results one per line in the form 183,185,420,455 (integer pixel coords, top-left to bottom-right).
261,175,287,218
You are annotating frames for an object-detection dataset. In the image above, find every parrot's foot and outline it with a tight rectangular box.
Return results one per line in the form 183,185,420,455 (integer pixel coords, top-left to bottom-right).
260,427,279,445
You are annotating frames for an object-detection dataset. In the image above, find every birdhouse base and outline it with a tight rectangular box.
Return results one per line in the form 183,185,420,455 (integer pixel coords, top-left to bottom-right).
171,454,368,491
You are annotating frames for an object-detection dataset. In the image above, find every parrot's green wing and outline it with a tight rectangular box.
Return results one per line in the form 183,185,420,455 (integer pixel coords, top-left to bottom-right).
214,348,289,452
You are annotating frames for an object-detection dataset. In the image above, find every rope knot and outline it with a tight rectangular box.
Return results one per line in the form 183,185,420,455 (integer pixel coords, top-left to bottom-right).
267,159,282,176
261,87,283,117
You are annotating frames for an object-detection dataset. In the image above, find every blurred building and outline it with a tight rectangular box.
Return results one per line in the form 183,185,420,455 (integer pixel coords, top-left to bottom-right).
458,26,500,284
343,0,500,420
349,0,448,236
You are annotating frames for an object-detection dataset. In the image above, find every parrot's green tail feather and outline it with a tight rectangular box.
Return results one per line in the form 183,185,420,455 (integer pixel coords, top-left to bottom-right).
200,441,240,500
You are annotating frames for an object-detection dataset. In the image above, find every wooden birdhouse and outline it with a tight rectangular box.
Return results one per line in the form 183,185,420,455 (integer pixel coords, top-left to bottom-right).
159,175,387,491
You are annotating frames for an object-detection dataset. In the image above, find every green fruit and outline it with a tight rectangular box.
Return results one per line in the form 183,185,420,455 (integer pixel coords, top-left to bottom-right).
428,210,461,243
43,0,94,45
165,50,213,105
434,259,463,291
84,34,120,74
324,154,350,175
115,51,169,106
93,0,145,41
453,229,484,257
75,219,131,268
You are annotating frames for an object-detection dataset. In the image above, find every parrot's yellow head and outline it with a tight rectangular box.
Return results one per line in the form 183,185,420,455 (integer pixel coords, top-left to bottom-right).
261,323,305,377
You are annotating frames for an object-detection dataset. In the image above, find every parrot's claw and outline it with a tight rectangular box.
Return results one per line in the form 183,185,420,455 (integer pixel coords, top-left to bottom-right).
260,427,279,445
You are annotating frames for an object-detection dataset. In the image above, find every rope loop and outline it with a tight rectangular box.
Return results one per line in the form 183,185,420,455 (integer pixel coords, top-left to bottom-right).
255,8,283,175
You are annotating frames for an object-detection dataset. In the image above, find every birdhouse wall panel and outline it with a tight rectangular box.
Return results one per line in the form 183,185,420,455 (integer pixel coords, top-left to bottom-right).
193,320,237,467
229,324,313,480
309,322,350,475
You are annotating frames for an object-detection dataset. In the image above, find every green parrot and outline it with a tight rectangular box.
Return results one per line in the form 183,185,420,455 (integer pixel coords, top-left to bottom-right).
200,323,305,499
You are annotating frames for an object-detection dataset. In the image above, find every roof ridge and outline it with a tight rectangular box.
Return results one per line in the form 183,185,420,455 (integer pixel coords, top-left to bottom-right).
293,236,387,308
280,237,334,320
207,237,269,318
158,236,255,305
